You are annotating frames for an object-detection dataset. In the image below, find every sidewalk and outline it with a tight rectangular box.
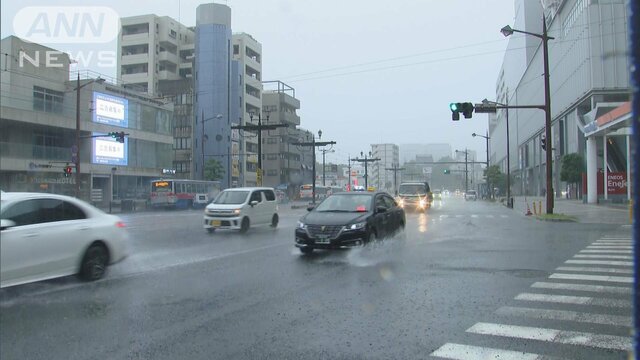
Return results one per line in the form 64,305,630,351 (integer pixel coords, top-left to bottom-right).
507,196,631,225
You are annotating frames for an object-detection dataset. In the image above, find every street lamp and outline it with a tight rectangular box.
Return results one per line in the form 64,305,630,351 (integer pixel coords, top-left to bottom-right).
74,73,105,199
472,131,491,199
501,17,554,214
321,148,335,186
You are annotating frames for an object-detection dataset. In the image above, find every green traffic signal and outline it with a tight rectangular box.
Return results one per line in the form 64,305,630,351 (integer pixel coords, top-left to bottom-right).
449,103,459,112
444,169,450,174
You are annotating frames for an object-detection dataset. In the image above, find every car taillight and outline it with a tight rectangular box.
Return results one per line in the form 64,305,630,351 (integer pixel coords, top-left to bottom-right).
116,221,126,228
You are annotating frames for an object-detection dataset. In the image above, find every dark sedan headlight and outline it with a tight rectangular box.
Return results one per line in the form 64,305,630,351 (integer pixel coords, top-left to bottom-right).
346,222,366,231
297,221,307,230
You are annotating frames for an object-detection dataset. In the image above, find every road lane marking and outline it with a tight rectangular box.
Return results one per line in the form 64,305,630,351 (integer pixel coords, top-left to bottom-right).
430,343,553,360
549,273,633,283
514,292,631,308
471,214,478,218
496,306,631,327
531,282,631,294
455,215,464,218
466,322,631,351
440,215,450,218
580,250,632,254
565,259,633,266
574,254,632,260
500,215,509,218
556,266,632,274
593,241,632,245
486,215,495,218
587,245,632,249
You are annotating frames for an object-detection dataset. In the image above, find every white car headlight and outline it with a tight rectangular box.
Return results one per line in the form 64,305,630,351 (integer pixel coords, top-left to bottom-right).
297,221,307,229
348,222,366,230
233,209,241,215
419,199,426,207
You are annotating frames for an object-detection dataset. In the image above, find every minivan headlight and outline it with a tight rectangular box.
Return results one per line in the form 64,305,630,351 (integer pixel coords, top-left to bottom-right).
234,209,241,215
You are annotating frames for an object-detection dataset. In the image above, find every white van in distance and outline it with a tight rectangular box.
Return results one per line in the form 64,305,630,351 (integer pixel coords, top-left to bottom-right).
203,187,279,233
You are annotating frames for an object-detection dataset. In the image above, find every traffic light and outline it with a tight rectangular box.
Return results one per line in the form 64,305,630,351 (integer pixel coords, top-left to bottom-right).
449,102,474,120
541,135,546,151
108,131,125,143
63,165,73,177
444,169,450,174
460,102,474,118
450,103,460,121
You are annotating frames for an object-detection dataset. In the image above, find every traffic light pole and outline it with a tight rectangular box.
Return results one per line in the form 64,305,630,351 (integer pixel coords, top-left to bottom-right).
291,138,336,204
232,114,288,186
351,154,380,190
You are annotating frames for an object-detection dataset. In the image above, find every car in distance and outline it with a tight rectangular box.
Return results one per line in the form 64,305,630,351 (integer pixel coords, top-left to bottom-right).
295,191,406,254
0,192,129,288
465,190,478,201
204,187,279,233
396,181,433,212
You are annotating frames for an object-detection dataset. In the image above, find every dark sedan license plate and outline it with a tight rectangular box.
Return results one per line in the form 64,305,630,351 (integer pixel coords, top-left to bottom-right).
315,236,330,244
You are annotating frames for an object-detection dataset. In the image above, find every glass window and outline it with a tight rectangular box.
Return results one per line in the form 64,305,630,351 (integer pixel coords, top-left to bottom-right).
262,190,276,201
383,196,397,208
2,199,41,226
250,191,262,203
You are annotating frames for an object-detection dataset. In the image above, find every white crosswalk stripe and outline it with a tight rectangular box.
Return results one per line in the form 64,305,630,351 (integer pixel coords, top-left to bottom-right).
430,343,555,360
565,259,633,266
471,214,478,218
549,273,633,283
574,254,632,260
556,266,633,274
496,306,631,327
514,292,631,308
429,231,632,358
466,322,631,351
580,249,633,254
531,281,632,294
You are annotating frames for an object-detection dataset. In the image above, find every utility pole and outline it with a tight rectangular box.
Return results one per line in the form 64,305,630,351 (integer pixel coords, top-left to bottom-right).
386,164,405,196
455,149,469,193
291,131,336,204
232,113,288,186
351,151,380,190
347,155,351,191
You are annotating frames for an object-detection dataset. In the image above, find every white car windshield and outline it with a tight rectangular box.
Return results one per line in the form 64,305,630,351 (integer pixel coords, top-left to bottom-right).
214,191,249,205
398,184,427,195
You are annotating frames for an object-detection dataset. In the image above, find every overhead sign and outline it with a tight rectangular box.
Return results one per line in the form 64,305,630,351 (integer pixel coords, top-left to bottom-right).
92,132,128,166
93,92,128,127
422,167,432,174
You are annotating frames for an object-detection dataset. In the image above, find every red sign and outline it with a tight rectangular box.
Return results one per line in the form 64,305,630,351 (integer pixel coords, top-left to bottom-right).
607,172,627,195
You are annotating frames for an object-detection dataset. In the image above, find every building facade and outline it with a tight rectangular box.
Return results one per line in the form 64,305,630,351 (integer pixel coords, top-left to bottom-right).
261,81,303,196
232,33,263,186
370,143,399,193
490,0,631,202
117,15,194,95
193,3,233,188
1,36,174,207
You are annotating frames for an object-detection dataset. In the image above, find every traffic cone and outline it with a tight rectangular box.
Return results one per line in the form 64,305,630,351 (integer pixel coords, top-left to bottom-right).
526,202,533,216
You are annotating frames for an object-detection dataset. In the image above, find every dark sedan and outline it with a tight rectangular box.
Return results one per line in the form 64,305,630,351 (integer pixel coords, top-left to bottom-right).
295,192,406,254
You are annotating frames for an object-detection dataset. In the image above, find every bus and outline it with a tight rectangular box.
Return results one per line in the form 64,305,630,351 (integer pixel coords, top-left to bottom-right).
150,179,221,209
299,184,331,201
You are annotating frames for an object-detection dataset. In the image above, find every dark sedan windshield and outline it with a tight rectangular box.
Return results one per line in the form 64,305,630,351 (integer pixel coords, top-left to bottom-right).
314,194,372,212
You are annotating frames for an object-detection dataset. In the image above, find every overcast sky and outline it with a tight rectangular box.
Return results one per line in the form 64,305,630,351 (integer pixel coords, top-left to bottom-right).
1,0,515,165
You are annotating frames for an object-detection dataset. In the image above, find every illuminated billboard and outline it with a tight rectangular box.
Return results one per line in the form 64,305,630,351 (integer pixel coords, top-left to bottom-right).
92,133,128,166
93,92,128,127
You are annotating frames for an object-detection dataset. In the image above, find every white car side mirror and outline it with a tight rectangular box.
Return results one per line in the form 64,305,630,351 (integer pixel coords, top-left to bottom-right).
1,219,16,230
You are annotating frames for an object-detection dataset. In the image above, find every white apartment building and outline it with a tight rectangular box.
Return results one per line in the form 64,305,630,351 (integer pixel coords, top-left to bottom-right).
117,15,194,95
232,33,263,186
370,144,399,193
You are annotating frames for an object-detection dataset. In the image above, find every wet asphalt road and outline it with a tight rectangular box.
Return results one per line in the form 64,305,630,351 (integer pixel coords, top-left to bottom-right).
0,197,630,359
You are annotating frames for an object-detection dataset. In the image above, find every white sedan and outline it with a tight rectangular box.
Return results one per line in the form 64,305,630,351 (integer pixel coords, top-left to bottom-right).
0,192,129,288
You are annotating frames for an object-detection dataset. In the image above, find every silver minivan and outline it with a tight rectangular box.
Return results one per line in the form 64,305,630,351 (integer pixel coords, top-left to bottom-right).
203,187,279,233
